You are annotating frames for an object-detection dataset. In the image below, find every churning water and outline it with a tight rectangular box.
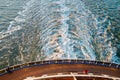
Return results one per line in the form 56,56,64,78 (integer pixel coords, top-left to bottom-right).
0,0,120,69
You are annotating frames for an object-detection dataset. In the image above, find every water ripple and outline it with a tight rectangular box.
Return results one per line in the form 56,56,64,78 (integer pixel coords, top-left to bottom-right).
0,0,120,69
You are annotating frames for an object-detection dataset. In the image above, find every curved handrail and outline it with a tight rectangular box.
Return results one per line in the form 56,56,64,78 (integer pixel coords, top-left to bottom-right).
0,59,120,76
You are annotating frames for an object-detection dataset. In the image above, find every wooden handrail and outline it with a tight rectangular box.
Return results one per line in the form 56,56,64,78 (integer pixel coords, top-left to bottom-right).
0,59,119,76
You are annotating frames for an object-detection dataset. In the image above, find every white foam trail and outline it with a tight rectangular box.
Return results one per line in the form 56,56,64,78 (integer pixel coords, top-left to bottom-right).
1,0,119,66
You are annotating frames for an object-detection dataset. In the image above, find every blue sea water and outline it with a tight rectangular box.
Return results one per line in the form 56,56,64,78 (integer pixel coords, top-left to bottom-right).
0,0,120,69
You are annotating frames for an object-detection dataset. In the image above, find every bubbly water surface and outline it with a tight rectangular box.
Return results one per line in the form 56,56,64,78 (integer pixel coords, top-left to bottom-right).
0,0,120,69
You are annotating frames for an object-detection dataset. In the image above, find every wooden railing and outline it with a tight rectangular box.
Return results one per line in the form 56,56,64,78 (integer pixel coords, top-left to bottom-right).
0,59,120,76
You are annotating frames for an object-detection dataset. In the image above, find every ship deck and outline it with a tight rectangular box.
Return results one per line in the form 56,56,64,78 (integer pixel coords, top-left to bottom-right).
0,60,120,80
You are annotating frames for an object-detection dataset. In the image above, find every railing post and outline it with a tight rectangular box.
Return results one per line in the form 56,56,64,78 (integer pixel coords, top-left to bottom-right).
116,64,119,68
12,66,15,71
102,62,104,66
34,62,36,65
27,63,29,67
68,59,71,63
55,60,57,63
20,65,22,69
75,59,77,63
109,63,112,67
41,60,43,64
49,60,50,64
62,60,64,63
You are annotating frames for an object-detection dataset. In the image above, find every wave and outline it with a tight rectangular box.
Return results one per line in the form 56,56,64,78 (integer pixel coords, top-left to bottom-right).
0,0,120,69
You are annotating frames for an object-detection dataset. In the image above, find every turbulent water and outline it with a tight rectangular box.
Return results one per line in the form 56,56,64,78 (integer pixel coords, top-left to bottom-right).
0,0,120,69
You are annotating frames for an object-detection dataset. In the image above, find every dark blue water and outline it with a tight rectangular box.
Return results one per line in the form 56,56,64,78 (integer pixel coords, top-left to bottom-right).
0,0,120,69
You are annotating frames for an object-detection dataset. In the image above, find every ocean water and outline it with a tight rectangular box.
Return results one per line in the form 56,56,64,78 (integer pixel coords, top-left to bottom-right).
0,0,120,69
